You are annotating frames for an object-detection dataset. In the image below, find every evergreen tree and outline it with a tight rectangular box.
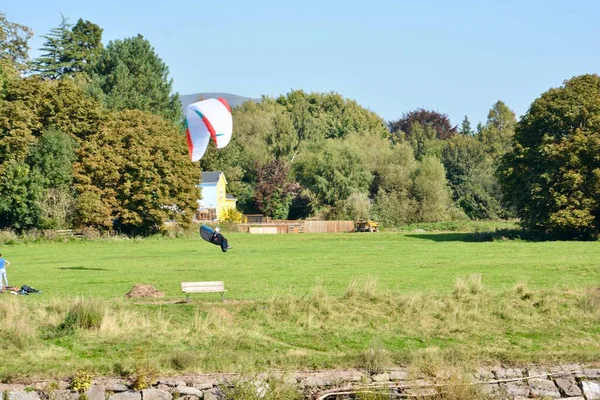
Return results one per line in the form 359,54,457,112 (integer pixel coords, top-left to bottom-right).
459,115,474,135
32,15,73,79
32,16,103,79
65,18,103,75
89,34,182,124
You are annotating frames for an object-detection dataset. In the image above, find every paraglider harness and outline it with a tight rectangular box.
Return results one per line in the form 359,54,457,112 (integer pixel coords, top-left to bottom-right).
19,285,41,295
199,225,231,252
212,231,230,252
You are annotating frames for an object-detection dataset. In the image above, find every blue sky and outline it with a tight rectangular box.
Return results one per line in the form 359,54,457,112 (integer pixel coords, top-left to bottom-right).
4,0,600,126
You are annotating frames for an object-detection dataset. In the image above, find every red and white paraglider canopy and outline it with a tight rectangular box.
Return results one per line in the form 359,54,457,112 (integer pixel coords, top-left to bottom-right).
185,98,233,162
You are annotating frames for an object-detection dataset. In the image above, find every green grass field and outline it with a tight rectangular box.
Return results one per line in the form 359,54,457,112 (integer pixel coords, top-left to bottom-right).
4,232,600,298
1,231,599,380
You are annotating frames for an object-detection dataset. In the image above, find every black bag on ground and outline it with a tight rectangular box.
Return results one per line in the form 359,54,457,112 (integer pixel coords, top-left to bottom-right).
20,285,41,294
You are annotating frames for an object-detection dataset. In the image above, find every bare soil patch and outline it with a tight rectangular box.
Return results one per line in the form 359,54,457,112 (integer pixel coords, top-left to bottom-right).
125,284,165,298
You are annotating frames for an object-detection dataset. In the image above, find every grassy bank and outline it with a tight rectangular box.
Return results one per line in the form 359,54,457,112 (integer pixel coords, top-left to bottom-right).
1,278,599,380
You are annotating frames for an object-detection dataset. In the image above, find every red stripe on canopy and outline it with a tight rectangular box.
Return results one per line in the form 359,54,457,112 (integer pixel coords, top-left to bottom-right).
202,115,218,145
218,97,232,113
185,127,194,159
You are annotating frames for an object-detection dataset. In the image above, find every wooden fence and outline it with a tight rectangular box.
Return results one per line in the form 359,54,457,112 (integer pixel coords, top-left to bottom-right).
303,220,355,233
237,220,354,234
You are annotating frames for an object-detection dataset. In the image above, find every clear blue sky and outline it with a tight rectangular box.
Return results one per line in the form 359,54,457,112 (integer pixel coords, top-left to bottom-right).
4,0,600,126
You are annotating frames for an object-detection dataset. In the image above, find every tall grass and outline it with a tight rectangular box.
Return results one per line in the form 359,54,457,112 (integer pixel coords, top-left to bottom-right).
579,287,600,314
453,274,484,298
1,281,600,379
344,275,379,300
67,298,105,330
358,341,392,375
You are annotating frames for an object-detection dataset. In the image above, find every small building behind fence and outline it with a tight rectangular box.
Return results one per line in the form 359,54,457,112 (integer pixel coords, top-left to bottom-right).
196,171,237,222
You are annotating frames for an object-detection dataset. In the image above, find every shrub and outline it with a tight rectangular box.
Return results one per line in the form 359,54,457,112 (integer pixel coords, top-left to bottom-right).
170,351,197,371
220,207,245,223
130,364,157,390
357,342,391,375
0,229,19,245
69,370,93,393
61,298,105,331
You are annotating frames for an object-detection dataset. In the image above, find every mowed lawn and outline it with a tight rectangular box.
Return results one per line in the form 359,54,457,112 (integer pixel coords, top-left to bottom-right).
5,232,600,299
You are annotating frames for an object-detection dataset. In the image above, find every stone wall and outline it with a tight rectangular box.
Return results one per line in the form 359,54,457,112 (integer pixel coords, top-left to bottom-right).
1,365,599,400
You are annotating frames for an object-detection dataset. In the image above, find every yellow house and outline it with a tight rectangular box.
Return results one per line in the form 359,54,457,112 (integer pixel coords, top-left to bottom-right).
198,171,237,221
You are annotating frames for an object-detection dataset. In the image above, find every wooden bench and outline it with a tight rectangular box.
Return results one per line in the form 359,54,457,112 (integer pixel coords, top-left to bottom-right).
181,281,227,302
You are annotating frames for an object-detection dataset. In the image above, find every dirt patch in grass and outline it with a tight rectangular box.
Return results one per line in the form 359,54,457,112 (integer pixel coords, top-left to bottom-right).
125,284,165,298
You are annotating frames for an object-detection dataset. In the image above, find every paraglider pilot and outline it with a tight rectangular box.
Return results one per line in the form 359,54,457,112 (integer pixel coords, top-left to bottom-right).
211,228,231,252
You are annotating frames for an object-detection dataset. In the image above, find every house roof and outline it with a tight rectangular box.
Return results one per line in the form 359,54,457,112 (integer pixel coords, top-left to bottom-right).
226,194,237,200
201,171,224,184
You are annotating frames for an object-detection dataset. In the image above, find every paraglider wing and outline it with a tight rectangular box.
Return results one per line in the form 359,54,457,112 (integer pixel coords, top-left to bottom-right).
200,225,215,243
185,98,233,161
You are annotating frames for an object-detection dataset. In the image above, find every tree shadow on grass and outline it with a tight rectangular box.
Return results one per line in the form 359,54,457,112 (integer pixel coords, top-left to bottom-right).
406,233,474,242
407,229,534,242
58,266,111,271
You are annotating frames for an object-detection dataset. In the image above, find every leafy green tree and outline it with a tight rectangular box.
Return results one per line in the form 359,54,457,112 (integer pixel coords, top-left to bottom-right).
28,128,77,188
0,12,33,71
374,144,454,225
294,139,373,217
223,92,389,217
0,160,44,231
373,143,418,226
73,110,198,234
475,122,484,136
0,91,36,171
272,90,389,170
498,74,600,239
38,188,75,229
288,188,319,220
0,68,104,230
477,100,516,159
266,112,298,161
277,90,389,141
442,134,505,219
412,156,453,222
339,192,372,220
73,190,112,230
403,122,447,161
0,76,104,178
89,35,182,123
27,128,78,228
